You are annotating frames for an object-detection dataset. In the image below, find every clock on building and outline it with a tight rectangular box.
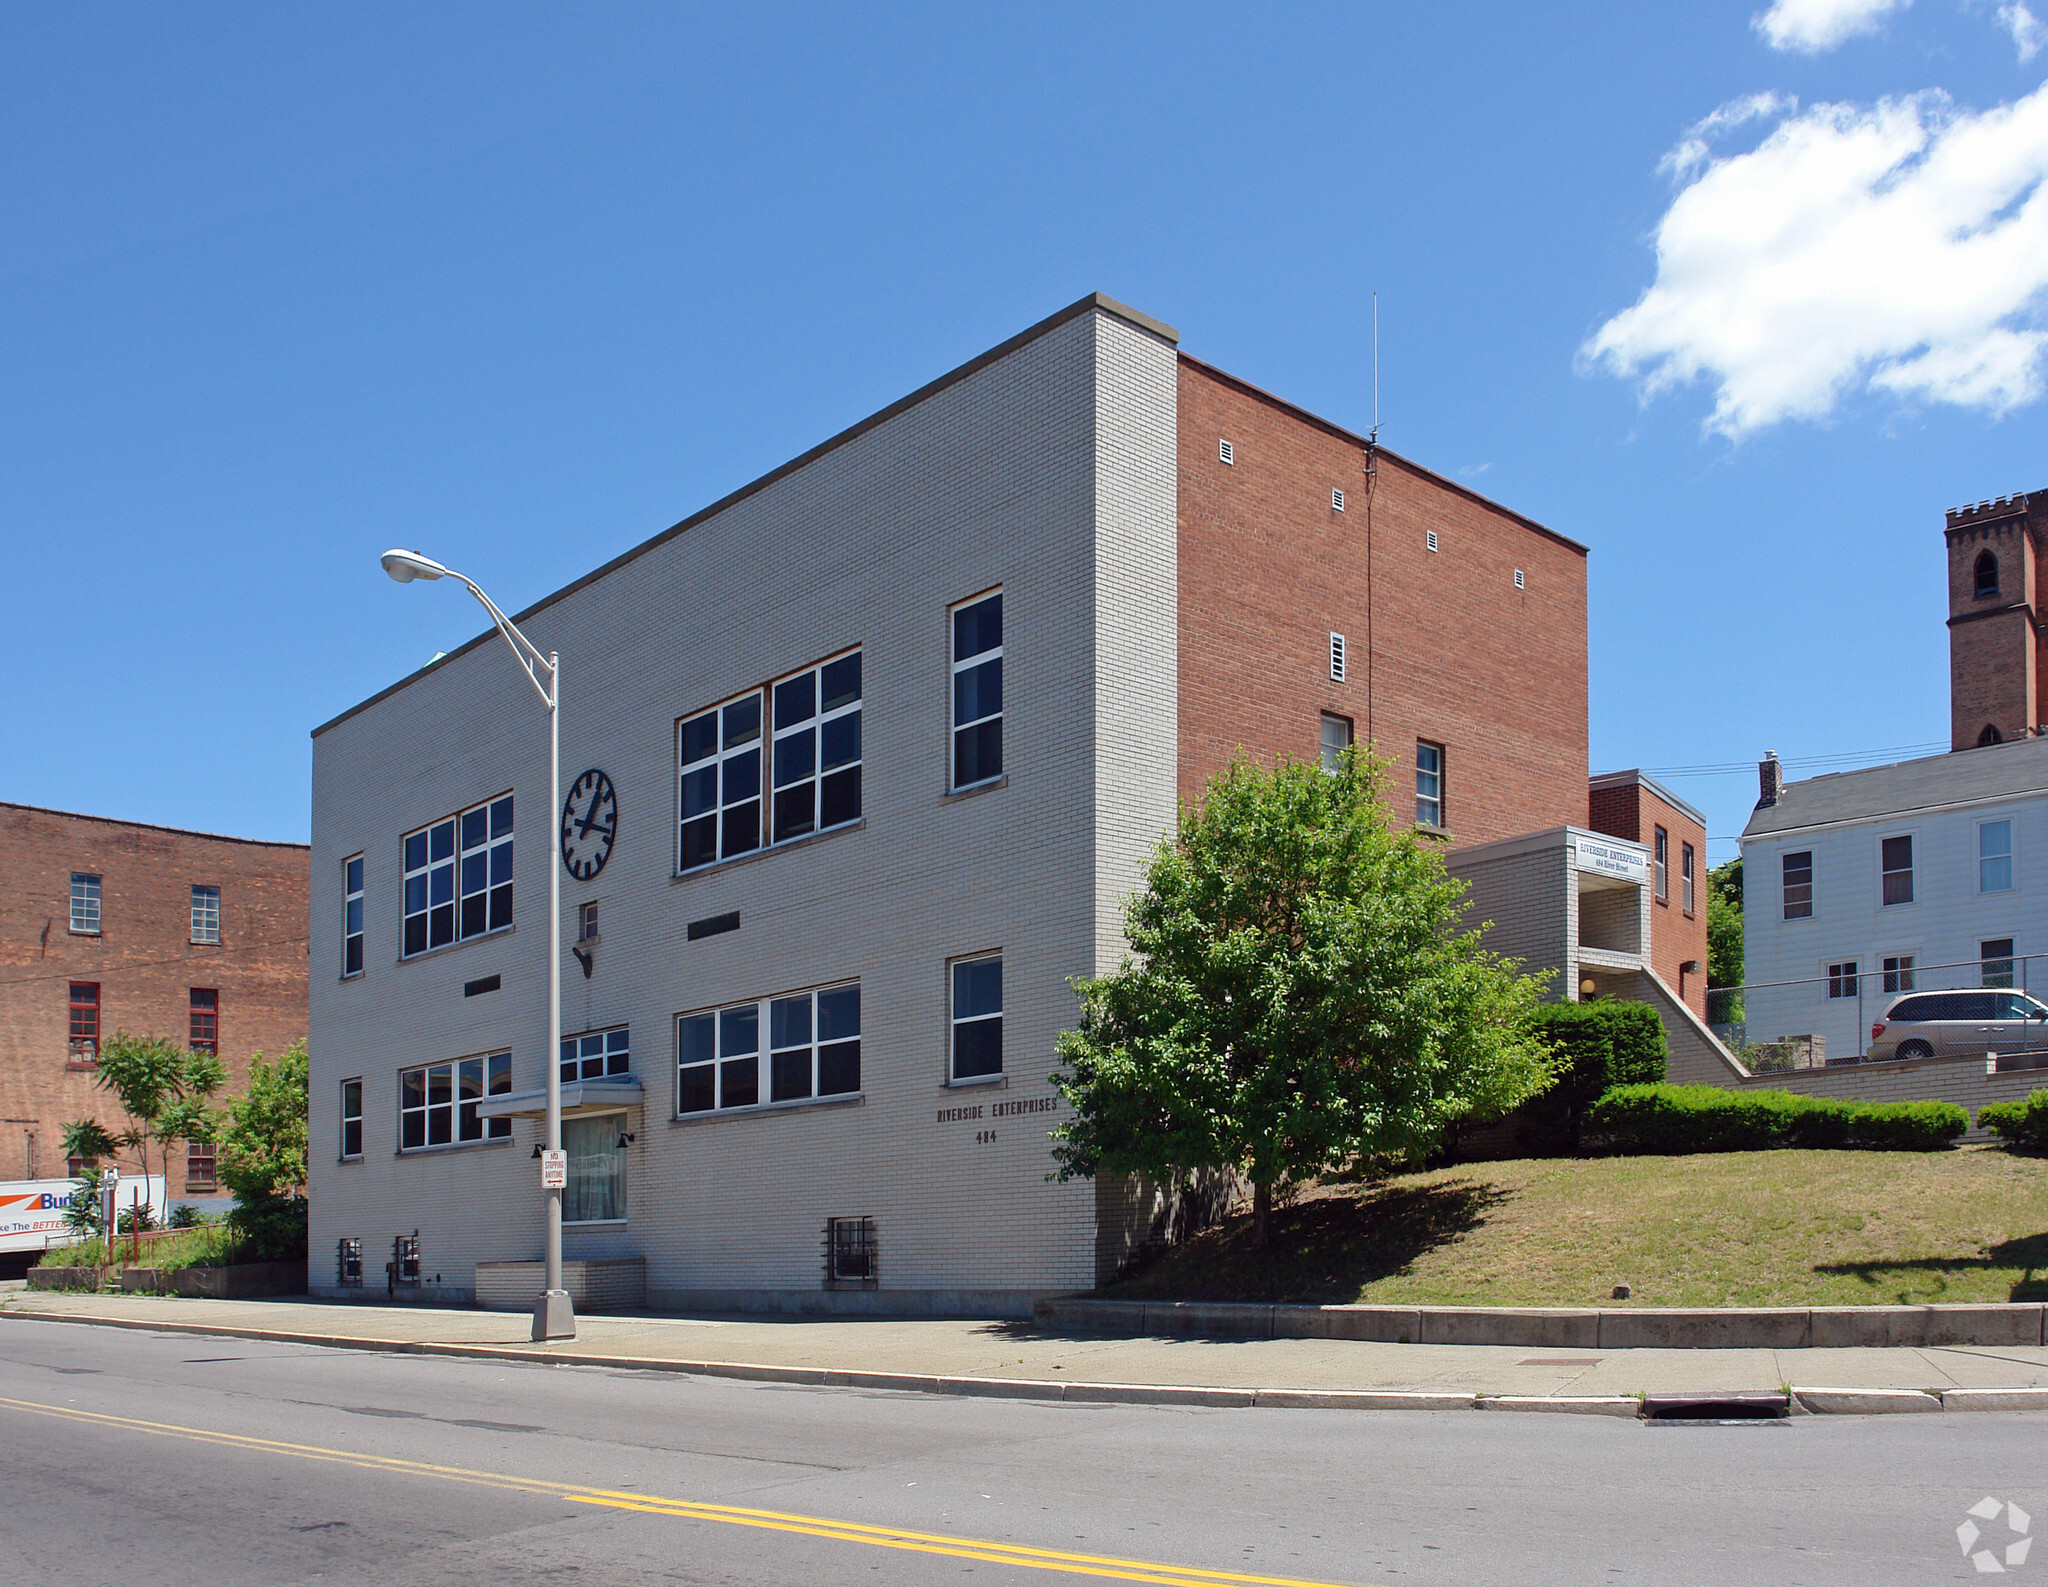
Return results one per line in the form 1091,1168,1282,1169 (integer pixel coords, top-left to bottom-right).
560,768,617,881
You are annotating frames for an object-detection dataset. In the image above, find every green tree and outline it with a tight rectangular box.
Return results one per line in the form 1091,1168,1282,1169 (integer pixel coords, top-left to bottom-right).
1707,857,1743,1013
218,1040,309,1262
87,1032,225,1223
1050,749,1556,1247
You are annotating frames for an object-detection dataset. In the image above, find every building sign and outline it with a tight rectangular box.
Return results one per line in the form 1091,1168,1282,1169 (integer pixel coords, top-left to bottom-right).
935,1096,1061,1125
1574,837,1648,883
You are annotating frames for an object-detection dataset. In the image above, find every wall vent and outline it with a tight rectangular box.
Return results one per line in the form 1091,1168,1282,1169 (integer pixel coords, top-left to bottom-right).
1427,530,1438,553
687,910,741,942
1514,568,1525,590
463,974,501,998
1218,438,1234,466
1331,488,1345,512
1329,632,1348,682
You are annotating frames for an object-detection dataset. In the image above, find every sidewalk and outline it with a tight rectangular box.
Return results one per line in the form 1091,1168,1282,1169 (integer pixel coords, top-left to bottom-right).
7,1288,2048,1415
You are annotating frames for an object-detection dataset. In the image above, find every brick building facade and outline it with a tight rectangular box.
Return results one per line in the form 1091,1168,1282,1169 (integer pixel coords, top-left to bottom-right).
1588,770,1710,1019
1945,491,2048,751
0,803,309,1197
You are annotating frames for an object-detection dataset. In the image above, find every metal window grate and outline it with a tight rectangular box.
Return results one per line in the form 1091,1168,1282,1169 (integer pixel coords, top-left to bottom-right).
337,1237,363,1287
824,1216,877,1287
1331,488,1345,511
391,1232,422,1291
1218,438,1233,465
1328,632,1347,683
1427,530,1438,553
1514,568,1525,590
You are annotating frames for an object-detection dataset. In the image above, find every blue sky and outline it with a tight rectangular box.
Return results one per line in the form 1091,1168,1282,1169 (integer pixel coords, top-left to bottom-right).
4,2,2046,861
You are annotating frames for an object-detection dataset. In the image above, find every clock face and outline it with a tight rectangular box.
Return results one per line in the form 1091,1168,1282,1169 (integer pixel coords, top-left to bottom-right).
560,768,617,882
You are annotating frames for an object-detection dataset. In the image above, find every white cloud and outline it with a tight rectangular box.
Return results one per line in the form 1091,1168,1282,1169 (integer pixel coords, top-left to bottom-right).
1662,93,1799,180
1754,0,1911,52
1584,85,2048,437
2000,2,2047,60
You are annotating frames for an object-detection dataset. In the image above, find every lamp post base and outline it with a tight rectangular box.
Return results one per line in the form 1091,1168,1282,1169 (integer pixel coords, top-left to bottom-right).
532,1288,577,1341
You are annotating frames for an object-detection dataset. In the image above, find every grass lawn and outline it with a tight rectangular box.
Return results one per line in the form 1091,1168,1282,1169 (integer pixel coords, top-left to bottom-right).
1103,1147,2048,1309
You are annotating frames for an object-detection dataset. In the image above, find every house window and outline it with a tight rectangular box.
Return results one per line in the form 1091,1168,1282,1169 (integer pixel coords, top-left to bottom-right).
190,885,221,944
1415,741,1445,828
398,1053,512,1149
1881,835,1914,906
952,592,1003,790
951,955,1003,1080
1976,550,2000,598
1883,955,1916,994
185,1140,216,1189
826,1215,877,1285
677,983,860,1114
1681,843,1696,914
562,1115,626,1224
69,874,101,935
1781,852,1813,920
1653,827,1669,900
678,691,763,870
402,794,513,957
341,1078,363,1159
578,900,600,942
561,1026,632,1084
68,983,100,1064
1827,961,1859,999
771,651,863,843
188,989,218,1055
1981,820,2014,893
342,855,365,976
1983,938,2017,990
1319,713,1352,774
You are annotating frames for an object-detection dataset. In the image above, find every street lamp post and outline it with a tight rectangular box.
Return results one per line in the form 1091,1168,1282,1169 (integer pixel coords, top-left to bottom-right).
381,549,575,1341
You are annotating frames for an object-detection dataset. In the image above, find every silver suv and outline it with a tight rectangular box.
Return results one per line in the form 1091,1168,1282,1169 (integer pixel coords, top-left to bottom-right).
1868,989,2048,1061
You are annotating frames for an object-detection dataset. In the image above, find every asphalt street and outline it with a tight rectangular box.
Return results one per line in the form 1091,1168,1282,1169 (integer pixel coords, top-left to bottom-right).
1,1317,2042,1586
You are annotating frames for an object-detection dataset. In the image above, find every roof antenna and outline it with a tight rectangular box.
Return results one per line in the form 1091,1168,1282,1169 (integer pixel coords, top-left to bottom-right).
1365,292,1380,479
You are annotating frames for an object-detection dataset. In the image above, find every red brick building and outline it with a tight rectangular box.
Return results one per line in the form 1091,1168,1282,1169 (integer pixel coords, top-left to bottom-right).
1588,770,1710,1019
0,803,309,1198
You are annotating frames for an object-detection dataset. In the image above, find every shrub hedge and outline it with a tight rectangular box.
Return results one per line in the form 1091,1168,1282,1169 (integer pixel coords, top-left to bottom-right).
1501,1001,1670,1153
1588,1083,1968,1154
1978,1090,2048,1153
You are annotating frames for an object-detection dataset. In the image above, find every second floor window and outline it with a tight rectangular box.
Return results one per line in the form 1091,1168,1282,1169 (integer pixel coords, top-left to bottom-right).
190,885,221,944
189,989,218,1055
402,794,513,957
562,1026,631,1084
1782,852,1813,919
1681,843,1696,914
1319,713,1352,774
1881,835,1914,906
342,855,365,976
1981,820,2014,893
1415,742,1444,829
1654,827,1669,900
951,955,1003,1080
678,983,860,1113
678,692,764,870
68,982,100,1063
952,592,1003,790
341,1078,363,1158
70,873,101,935
772,652,863,844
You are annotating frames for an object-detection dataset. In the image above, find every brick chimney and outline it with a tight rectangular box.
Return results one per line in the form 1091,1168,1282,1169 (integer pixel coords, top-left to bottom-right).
1756,751,1782,809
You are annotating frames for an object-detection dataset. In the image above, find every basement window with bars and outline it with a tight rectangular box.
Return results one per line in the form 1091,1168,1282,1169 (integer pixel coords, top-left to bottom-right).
825,1216,877,1287
337,1237,364,1287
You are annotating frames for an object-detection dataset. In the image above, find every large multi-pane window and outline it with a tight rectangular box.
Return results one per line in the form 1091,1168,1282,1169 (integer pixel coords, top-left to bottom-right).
189,989,218,1055
190,884,221,944
677,983,860,1114
1981,820,2015,893
402,794,513,957
772,652,863,843
1782,852,1813,920
68,982,100,1064
678,692,763,870
70,874,101,935
1415,742,1445,829
562,1027,631,1084
342,855,365,976
1881,835,1914,906
951,592,1003,789
340,1078,363,1158
951,955,1003,1080
399,1053,512,1148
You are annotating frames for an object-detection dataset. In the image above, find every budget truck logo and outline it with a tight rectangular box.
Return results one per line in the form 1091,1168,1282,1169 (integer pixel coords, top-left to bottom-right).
0,1180,82,1250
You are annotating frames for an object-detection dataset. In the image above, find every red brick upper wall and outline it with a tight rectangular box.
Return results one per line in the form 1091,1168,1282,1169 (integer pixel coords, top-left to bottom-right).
1175,357,1590,846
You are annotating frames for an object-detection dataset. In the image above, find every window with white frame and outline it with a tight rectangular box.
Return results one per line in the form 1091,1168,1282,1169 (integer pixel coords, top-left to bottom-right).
951,955,1003,1080
952,592,1003,789
1983,938,2017,989
398,1053,512,1149
1826,961,1859,999
342,855,365,976
562,1026,631,1084
772,651,862,843
1782,852,1813,920
190,884,220,944
1415,742,1444,828
402,794,513,957
1319,713,1352,774
562,1115,625,1223
678,691,763,870
1882,955,1916,994
678,984,860,1113
341,1078,363,1158
1881,835,1914,906
1681,843,1696,914
1981,819,2015,893
1653,827,1668,900
70,873,101,935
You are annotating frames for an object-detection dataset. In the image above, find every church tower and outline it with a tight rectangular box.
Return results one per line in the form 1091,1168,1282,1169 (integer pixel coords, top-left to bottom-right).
1946,491,2048,751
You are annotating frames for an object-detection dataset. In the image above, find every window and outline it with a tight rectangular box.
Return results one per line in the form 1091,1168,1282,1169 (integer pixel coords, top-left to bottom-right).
1981,820,2014,893
1983,938,2017,990
402,794,513,956
562,1115,625,1223
185,1140,216,1188
1319,713,1352,774
678,691,763,869
1827,961,1859,999
578,900,600,942
1881,835,1914,906
1980,723,2005,747
69,874,101,935
952,592,1003,789
1882,955,1916,994
1976,550,2000,598
342,855,365,976
398,1053,512,1149
68,983,99,1064
561,1026,631,1084
1653,827,1669,900
341,1078,363,1158
1328,632,1347,683
1415,741,1445,829
190,884,220,944
337,1237,363,1287
1681,843,1696,914
1781,852,1813,920
188,989,218,1055
678,983,860,1114
826,1216,877,1285
771,651,862,843
951,955,1003,1080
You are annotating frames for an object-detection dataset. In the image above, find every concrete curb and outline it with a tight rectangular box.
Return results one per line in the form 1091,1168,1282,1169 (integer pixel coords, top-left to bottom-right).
1037,1298,2048,1350
3,1307,2042,1418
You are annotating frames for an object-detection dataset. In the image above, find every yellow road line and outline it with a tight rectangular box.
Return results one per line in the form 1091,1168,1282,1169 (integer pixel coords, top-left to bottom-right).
0,1395,1369,1587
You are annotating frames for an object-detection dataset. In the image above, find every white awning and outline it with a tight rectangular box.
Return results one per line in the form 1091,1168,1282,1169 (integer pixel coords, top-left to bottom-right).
475,1076,643,1121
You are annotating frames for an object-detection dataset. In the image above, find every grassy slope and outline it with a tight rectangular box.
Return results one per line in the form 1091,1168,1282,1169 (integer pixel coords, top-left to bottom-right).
1103,1148,2048,1308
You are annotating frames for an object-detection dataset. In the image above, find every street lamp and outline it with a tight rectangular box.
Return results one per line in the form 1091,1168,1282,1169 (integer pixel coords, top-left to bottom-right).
381,548,574,1341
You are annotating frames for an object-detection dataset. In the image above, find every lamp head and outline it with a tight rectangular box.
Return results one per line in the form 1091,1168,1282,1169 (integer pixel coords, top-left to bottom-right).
380,548,448,584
